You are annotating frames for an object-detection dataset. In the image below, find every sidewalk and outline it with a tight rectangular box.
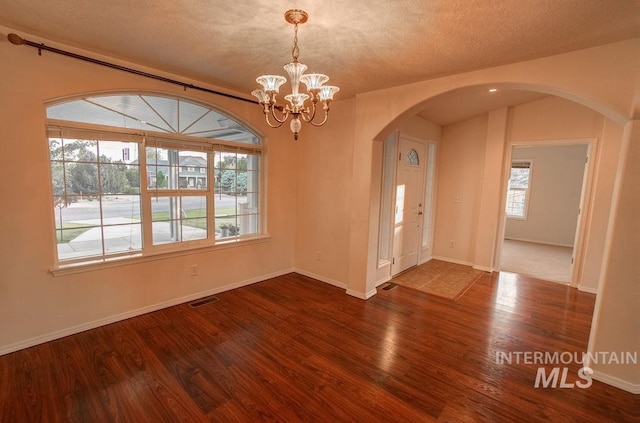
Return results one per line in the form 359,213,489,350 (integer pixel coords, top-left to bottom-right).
58,218,207,260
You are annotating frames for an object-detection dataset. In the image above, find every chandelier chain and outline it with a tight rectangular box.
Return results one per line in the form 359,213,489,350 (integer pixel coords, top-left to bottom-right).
291,23,300,62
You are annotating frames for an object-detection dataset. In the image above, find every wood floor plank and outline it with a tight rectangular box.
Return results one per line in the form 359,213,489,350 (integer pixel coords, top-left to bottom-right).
0,271,637,422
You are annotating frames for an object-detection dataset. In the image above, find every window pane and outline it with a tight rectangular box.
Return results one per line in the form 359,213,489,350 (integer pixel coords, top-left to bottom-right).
215,153,260,239
49,138,63,160
151,196,207,244
66,162,99,196
101,195,140,222
103,223,142,254
52,135,142,261
506,162,531,218
51,161,66,196
64,140,97,162
182,196,207,241
57,225,102,260
506,189,526,217
179,153,208,190
216,216,239,239
54,194,144,259
146,147,208,191
238,213,259,236
48,94,259,144
509,167,530,189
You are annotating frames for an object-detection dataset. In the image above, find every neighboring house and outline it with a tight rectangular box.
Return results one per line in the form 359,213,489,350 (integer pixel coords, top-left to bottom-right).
133,155,209,189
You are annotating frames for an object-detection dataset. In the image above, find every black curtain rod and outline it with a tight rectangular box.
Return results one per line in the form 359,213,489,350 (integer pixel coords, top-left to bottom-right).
7,33,258,105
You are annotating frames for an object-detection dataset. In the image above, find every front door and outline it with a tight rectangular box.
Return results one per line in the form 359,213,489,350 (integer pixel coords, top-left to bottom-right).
391,138,426,276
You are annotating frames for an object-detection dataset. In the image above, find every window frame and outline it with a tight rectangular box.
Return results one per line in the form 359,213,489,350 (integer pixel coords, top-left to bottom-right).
506,159,533,220
46,93,265,272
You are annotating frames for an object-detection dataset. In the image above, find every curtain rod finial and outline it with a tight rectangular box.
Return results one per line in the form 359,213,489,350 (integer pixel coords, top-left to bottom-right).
7,33,24,45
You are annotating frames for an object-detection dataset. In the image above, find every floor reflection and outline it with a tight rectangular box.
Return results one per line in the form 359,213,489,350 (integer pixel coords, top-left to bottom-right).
494,271,520,313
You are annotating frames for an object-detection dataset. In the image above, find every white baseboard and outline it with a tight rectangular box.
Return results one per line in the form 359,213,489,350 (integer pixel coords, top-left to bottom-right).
473,265,494,272
0,268,295,357
577,285,598,294
418,255,433,265
431,256,492,273
293,268,347,289
432,256,475,267
592,370,640,394
346,288,377,300
294,268,381,299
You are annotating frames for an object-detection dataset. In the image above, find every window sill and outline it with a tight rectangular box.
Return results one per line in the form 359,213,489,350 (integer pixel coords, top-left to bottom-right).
50,234,271,277
506,215,528,221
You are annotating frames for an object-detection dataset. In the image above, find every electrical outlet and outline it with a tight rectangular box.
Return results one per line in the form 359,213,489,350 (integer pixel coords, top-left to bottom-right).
316,251,323,261
454,196,463,204
191,264,199,276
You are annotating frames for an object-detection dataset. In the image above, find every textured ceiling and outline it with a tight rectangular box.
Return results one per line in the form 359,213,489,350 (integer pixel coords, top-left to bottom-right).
1,0,639,123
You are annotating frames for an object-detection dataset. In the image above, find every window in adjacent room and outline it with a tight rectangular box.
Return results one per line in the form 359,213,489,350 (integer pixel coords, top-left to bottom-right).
46,93,263,267
506,160,532,219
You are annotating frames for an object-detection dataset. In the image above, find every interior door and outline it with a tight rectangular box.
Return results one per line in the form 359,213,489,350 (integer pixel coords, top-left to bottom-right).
391,138,426,276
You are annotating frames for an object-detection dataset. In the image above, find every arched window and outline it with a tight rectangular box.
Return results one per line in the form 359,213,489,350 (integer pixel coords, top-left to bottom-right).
405,149,420,166
47,93,263,266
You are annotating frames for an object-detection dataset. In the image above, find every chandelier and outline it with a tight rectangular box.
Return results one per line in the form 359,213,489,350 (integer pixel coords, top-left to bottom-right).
251,9,339,140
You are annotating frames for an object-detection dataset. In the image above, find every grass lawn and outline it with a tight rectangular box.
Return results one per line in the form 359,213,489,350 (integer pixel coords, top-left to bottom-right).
56,223,93,243
152,206,237,230
57,206,239,243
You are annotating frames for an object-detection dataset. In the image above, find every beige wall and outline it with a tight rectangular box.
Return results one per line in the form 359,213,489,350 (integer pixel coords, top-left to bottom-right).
0,27,297,353
293,98,355,287
505,144,588,247
588,120,640,390
433,114,488,264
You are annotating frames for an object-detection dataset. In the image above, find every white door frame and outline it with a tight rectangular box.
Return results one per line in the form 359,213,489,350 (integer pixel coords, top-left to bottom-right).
493,138,597,287
376,132,436,277
391,135,427,276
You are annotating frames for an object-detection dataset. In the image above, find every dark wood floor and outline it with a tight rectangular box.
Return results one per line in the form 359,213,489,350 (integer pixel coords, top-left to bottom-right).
0,272,637,422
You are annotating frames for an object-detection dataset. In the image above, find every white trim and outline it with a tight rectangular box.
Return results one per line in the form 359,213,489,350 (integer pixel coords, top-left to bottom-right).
432,256,493,272
293,268,347,289
577,285,598,294
346,288,377,300
432,256,475,267
418,255,433,265
0,267,293,357
375,275,392,287
430,256,493,272
472,265,493,272
591,371,640,394
377,259,391,270
505,158,533,220
495,138,598,289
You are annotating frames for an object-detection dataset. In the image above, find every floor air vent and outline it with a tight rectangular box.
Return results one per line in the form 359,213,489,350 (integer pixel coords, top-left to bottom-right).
189,295,220,308
381,282,398,291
